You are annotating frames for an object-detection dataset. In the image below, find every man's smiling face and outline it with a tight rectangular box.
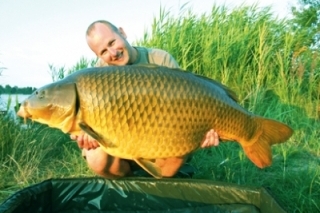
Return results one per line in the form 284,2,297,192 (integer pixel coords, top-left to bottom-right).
86,23,134,66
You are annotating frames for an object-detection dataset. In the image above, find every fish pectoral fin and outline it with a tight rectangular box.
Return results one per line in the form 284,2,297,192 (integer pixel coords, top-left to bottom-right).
79,122,103,141
78,122,114,147
134,159,162,179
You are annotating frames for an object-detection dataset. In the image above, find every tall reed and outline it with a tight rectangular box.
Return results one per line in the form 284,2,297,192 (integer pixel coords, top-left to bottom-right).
136,5,319,212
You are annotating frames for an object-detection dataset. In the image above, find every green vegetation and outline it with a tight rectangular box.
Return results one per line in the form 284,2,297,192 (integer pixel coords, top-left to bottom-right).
1,4,319,212
137,5,319,212
0,85,36,95
0,117,93,201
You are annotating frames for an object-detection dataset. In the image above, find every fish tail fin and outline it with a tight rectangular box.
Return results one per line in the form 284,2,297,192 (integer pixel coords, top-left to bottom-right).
242,117,293,168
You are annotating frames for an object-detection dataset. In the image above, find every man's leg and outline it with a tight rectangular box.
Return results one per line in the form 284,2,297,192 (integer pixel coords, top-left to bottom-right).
81,129,219,178
157,130,220,177
82,147,131,178
83,147,187,178
155,156,188,177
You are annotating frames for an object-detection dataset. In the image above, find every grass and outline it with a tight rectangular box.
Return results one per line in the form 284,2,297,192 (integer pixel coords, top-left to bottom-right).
0,113,93,202
1,4,319,213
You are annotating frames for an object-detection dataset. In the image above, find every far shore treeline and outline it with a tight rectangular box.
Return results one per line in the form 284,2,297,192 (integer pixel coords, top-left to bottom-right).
0,85,36,95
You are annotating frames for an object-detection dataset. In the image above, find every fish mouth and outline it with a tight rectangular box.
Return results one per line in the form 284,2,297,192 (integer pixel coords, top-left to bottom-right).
16,104,32,119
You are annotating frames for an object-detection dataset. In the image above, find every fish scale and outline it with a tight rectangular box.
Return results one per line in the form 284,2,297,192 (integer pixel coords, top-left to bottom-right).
17,64,293,178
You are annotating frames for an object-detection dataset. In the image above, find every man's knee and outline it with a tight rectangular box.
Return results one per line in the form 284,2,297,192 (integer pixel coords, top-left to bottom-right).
83,148,109,173
156,156,187,177
82,148,131,178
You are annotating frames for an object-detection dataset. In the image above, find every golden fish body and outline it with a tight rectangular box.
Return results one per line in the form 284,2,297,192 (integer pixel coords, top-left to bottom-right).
17,64,293,178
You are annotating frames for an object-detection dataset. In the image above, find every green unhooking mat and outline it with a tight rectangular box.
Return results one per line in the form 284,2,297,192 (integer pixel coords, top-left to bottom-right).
0,177,286,213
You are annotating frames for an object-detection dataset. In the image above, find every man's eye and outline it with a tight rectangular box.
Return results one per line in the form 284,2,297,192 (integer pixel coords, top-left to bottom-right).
101,50,107,56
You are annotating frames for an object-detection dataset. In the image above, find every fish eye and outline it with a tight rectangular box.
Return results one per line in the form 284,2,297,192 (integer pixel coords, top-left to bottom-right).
35,90,45,99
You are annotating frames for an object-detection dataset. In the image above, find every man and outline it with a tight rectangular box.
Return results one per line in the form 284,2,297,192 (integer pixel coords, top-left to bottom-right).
71,20,220,178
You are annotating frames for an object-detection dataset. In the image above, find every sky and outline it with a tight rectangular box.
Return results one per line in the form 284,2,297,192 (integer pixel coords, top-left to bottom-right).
0,0,295,88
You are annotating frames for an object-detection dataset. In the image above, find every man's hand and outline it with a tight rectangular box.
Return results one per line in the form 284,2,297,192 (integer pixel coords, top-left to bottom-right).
201,129,219,148
70,132,100,150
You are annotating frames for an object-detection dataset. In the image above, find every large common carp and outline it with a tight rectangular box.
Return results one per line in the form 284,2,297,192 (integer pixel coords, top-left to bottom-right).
17,64,293,178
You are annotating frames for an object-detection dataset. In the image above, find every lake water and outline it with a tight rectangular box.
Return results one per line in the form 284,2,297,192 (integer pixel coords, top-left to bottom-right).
0,94,30,112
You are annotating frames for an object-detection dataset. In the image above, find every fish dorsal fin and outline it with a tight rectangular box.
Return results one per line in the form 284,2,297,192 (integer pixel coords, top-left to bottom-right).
134,159,162,179
78,122,115,148
193,74,239,102
131,64,239,102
